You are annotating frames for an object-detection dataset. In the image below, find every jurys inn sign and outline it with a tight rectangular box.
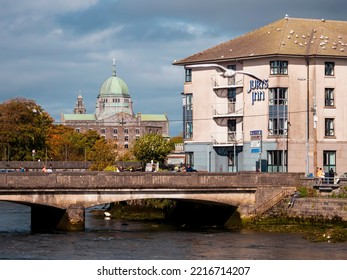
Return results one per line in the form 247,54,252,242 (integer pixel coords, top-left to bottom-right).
247,79,269,105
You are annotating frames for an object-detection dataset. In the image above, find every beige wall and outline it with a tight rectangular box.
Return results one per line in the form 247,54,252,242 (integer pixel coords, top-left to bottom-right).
184,56,347,174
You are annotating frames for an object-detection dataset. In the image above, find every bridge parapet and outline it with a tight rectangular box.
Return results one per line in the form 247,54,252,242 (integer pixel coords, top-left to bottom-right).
0,171,304,189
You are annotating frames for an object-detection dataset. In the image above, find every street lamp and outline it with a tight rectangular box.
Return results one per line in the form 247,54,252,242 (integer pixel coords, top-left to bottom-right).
298,77,316,176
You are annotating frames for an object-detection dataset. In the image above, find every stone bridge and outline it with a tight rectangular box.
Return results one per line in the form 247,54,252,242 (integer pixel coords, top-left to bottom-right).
0,172,303,231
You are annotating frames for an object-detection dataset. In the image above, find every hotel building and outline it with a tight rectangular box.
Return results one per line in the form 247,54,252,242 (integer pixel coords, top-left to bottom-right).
174,17,347,174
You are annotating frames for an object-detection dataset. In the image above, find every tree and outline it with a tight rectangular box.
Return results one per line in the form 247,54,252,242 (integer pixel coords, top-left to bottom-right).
131,134,174,164
88,138,118,171
47,125,101,161
0,98,53,160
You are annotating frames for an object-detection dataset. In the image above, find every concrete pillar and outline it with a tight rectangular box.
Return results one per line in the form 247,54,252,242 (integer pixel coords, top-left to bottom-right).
31,204,85,232
56,204,85,231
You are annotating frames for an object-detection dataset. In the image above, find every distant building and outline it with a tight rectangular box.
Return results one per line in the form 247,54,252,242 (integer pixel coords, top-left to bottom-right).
61,60,169,149
174,17,347,174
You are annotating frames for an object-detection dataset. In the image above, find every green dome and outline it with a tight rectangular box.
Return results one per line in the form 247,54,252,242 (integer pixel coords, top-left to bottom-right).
99,74,129,97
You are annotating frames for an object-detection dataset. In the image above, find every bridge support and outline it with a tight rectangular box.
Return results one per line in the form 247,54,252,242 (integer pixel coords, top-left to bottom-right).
31,204,85,232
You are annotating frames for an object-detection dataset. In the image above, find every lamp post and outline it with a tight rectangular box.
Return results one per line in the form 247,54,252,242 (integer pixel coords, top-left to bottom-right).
298,77,316,176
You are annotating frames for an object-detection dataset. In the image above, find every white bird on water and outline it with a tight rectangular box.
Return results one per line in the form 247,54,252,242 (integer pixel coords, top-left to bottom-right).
188,63,262,80
104,212,111,217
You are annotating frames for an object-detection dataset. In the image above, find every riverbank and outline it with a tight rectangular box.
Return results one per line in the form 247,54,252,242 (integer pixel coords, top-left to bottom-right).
91,197,347,242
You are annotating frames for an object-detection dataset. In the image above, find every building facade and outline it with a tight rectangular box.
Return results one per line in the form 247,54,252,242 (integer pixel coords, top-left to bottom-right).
174,17,347,175
61,60,169,149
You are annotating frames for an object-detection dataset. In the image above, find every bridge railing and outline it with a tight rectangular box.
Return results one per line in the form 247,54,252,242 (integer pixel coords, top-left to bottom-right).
250,188,294,217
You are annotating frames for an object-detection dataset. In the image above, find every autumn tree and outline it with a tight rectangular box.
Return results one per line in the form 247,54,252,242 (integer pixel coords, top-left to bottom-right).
88,138,118,170
47,125,101,161
131,134,174,164
0,98,53,160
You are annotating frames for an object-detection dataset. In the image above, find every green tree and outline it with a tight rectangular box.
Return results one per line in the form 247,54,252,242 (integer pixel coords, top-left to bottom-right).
131,134,174,164
88,138,118,170
0,98,53,160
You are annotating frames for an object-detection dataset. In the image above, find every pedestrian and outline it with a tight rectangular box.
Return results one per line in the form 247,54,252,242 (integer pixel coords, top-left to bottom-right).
41,165,47,172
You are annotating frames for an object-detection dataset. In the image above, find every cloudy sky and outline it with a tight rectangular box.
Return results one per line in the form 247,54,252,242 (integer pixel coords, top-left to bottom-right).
1,0,346,136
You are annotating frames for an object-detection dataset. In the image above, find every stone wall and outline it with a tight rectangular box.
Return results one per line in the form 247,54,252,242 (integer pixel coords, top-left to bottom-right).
267,197,347,221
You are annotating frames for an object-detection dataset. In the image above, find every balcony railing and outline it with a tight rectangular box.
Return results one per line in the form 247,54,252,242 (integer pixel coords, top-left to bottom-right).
211,75,243,89
211,131,244,146
212,102,244,117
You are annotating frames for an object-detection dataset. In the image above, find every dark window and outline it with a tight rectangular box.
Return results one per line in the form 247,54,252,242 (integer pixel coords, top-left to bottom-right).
100,128,106,134
183,94,193,139
325,88,334,106
267,150,287,172
325,118,334,136
325,62,335,76
270,61,288,75
185,152,194,166
185,69,192,82
323,151,336,172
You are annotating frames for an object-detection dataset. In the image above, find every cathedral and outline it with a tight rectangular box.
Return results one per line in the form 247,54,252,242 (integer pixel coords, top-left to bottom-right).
61,60,169,149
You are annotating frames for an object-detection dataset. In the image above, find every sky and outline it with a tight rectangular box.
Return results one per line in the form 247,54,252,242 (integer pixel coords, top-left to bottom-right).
1,0,347,137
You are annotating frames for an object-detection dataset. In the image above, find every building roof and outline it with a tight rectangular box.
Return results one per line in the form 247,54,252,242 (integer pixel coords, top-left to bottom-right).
62,114,96,121
99,59,130,98
174,17,347,65
139,114,168,121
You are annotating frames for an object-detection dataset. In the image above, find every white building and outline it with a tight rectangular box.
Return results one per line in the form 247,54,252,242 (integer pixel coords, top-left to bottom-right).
174,17,347,175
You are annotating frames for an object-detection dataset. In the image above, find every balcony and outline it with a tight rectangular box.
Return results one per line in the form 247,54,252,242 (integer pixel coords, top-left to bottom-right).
211,131,244,147
211,75,243,90
212,102,244,118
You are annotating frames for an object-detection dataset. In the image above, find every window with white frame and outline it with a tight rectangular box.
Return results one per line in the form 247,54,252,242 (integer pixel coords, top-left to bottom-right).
268,88,288,136
270,61,288,75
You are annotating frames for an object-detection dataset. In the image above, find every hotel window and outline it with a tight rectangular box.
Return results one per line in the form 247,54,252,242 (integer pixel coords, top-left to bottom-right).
113,128,118,134
124,128,129,134
268,88,288,136
183,93,193,139
228,88,236,114
267,150,287,173
185,68,192,82
227,65,236,85
270,61,288,75
100,128,106,134
325,118,334,136
135,128,140,135
75,128,80,133
325,88,334,106
125,136,129,141
323,151,336,173
325,62,335,76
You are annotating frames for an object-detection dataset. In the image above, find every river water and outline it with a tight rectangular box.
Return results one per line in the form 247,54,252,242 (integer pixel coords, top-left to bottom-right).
0,201,346,260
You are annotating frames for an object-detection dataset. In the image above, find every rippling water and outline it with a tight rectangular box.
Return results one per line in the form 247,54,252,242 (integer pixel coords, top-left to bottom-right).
0,201,346,260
